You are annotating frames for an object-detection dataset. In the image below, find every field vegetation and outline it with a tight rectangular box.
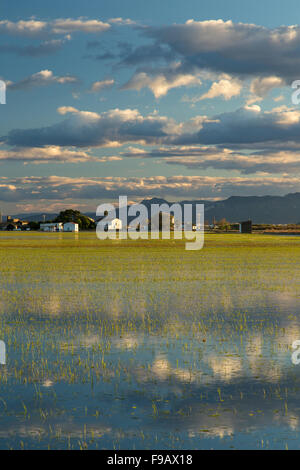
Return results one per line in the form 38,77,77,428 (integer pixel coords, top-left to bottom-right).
0,232,300,449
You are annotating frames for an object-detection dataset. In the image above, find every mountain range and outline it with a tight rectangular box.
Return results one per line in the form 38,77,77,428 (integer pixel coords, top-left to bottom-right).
6,192,300,224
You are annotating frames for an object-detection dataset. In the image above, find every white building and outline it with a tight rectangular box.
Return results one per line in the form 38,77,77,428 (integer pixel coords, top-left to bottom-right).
108,218,122,230
40,223,63,232
63,222,79,232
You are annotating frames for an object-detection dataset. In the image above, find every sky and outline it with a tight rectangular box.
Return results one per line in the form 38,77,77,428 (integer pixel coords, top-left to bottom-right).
2,0,300,213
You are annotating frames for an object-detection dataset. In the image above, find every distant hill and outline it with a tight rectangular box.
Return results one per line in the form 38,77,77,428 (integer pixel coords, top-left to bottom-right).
9,213,59,222
7,192,300,224
202,193,300,224
140,194,300,224
7,212,96,223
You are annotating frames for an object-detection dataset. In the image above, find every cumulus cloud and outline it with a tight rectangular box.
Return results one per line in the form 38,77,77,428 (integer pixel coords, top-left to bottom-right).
2,108,173,148
108,18,136,26
119,19,300,93
122,145,300,174
4,99,300,178
164,149,300,174
0,146,97,164
6,104,300,166
122,145,230,159
89,79,114,92
243,104,261,113
0,144,124,164
246,76,286,104
122,64,202,98
0,39,66,57
0,19,47,37
198,77,242,101
250,76,286,97
147,20,300,79
0,18,110,37
6,70,78,91
110,19,300,99
0,175,300,205
50,18,110,34
57,106,80,115
274,94,285,102
176,105,300,147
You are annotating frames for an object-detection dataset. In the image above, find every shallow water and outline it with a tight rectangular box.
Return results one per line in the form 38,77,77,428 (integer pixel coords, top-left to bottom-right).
0,232,300,449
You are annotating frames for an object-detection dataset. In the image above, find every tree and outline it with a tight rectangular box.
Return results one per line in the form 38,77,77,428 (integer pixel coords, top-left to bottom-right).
54,210,96,230
218,218,230,231
29,221,40,231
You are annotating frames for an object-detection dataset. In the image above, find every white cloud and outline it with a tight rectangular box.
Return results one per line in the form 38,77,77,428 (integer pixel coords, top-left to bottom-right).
250,76,286,97
135,19,300,83
51,18,110,34
1,175,300,206
122,144,300,174
0,146,96,164
246,76,286,105
272,106,300,125
274,94,285,102
0,145,124,165
4,108,174,148
108,18,136,26
90,79,114,92
243,104,261,112
57,106,79,115
0,19,47,37
7,70,78,91
0,18,110,37
199,77,242,101
122,68,202,98
177,105,300,148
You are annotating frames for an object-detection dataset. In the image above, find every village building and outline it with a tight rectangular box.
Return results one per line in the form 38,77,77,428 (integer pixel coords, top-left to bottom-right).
149,212,175,231
63,222,79,232
40,223,63,232
107,218,122,230
0,216,29,231
239,220,252,234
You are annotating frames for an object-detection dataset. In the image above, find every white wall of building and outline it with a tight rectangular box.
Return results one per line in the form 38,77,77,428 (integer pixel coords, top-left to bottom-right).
63,222,79,232
108,218,122,230
40,223,63,232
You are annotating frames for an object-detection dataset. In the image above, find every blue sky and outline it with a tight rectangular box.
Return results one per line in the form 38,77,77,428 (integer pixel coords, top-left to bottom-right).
1,1,300,213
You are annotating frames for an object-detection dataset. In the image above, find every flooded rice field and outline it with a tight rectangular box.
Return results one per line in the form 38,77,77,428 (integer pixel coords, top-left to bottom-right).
0,232,300,449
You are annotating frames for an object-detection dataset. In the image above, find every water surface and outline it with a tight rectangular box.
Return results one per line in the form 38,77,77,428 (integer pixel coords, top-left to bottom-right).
0,232,300,449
